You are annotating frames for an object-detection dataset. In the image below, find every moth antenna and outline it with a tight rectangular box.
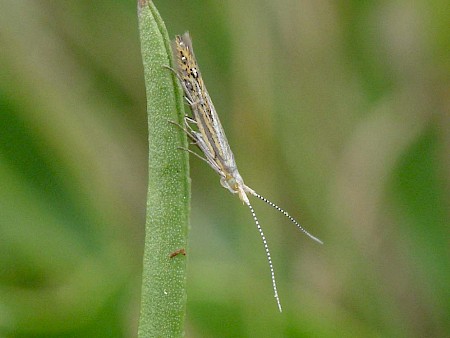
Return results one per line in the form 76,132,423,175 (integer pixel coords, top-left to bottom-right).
249,191,323,245
245,201,282,312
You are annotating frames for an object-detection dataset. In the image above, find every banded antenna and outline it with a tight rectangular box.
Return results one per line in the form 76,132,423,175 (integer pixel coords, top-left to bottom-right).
245,200,282,312
249,190,323,245
244,191,322,313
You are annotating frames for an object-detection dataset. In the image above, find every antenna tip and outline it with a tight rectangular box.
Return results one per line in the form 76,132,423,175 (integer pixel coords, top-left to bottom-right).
276,298,282,313
313,237,323,245
311,236,324,245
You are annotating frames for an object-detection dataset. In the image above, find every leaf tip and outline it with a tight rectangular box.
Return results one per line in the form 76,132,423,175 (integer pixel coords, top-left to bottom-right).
137,0,149,10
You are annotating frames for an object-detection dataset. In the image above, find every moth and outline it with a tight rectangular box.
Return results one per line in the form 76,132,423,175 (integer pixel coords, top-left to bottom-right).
170,32,322,312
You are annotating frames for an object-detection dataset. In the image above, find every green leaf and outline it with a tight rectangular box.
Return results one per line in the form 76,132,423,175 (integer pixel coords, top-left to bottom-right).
137,1,190,337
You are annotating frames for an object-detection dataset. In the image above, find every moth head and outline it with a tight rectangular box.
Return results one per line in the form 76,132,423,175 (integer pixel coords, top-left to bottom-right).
220,172,249,204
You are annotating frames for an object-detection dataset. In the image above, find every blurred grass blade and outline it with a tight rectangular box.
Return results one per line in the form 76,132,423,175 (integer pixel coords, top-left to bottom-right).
137,1,190,337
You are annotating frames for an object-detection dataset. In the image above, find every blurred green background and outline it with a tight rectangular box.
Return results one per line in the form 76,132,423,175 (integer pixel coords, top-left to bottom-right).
1,0,448,337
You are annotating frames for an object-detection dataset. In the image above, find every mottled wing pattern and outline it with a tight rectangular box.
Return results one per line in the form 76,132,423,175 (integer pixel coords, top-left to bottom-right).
172,33,236,178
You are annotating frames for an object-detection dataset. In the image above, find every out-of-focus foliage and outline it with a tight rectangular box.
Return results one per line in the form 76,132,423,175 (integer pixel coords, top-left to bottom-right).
0,0,448,337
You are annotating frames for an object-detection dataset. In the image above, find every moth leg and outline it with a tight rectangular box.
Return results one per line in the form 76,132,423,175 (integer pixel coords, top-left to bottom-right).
184,116,197,124
194,135,223,175
169,122,211,167
162,64,177,73
177,146,210,165
162,65,196,104
163,64,187,92
184,96,195,106
169,120,197,142
182,117,199,141
184,95,204,109
162,65,183,82
174,125,222,176
184,116,197,132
